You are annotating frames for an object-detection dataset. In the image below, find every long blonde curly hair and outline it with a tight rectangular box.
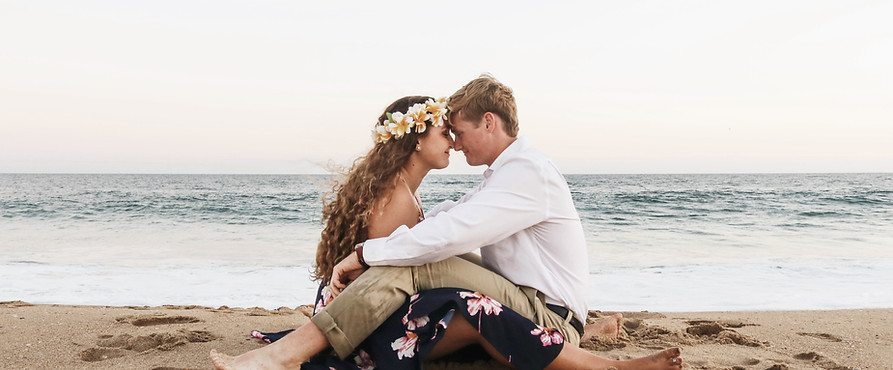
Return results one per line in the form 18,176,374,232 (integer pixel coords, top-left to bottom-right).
313,96,434,283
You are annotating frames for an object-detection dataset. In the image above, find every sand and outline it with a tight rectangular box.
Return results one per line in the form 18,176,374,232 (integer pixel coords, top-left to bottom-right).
1,300,890,369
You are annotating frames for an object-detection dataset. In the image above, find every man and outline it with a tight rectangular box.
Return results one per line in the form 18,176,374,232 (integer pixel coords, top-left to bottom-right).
211,75,667,369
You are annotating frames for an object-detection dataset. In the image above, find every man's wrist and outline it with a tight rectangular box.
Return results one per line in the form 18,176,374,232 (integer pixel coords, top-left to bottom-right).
354,242,369,268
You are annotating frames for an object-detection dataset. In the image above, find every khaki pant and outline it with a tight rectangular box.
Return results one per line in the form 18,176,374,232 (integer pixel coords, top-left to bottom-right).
311,255,581,358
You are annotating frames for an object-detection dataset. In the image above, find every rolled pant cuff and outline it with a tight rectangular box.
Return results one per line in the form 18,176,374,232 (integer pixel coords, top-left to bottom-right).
310,309,356,359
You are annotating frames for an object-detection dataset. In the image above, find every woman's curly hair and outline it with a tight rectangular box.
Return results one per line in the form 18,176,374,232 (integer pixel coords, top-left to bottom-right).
313,96,434,283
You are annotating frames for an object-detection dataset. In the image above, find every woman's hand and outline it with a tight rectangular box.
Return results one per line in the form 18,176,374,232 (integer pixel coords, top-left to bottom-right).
329,251,367,297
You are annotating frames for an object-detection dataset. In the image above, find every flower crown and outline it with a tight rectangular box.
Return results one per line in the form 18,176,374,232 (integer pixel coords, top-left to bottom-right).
373,97,449,144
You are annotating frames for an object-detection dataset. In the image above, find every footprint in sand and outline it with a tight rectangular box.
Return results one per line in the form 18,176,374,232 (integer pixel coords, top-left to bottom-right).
764,365,790,370
684,320,767,347
580,336,628,351
115,314,202,326
797,332,843,342
620,319,693,348
79,329,219,362
686,319,755,328
100,329,219,351
793,351,849,370
79,347,131,362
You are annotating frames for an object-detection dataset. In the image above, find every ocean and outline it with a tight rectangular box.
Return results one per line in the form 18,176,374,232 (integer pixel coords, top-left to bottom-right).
2,173,892,312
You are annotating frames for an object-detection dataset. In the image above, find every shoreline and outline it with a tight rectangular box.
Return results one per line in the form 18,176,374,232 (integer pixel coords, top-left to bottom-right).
2,301,890,369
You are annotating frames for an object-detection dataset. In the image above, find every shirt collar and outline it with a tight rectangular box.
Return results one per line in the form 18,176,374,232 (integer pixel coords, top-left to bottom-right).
483,136,529,179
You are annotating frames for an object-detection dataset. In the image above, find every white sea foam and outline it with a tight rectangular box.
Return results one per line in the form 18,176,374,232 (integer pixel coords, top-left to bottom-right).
2,262,319,309
588,257,893,312
4,257,892,312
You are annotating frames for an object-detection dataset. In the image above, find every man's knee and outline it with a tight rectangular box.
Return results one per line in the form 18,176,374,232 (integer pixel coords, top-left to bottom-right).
364,265,412,279
352,265,414,293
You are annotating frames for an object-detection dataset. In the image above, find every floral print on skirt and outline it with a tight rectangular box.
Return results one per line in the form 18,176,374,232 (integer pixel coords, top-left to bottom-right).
295,285,564,370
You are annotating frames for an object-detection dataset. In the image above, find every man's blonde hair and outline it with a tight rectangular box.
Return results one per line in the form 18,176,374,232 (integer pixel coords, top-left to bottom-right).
448,74,519,137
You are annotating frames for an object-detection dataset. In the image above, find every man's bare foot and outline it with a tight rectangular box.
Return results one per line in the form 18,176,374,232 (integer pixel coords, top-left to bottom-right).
617,348,683,370
582,313,623,341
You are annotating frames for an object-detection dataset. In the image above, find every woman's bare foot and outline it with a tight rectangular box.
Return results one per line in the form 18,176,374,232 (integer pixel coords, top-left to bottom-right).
617,348,683,370
209,349,235,370
210,348,282,370
210,321,329,369
582,313,623,341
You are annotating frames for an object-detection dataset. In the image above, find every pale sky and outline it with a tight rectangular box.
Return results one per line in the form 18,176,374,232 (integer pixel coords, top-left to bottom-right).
1,0,891,174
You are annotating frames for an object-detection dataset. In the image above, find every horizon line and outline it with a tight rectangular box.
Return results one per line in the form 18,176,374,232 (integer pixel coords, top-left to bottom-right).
2,171,891,176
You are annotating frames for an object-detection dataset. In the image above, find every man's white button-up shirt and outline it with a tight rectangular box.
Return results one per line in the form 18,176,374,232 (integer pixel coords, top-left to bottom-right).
362,136,589,322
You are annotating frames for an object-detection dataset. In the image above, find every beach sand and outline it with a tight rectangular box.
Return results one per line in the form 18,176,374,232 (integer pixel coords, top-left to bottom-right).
1,300,890,369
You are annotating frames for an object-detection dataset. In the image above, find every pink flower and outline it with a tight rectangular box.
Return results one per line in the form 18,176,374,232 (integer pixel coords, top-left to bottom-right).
459,291,503,316
401,295,425,327
314,286,334,314
353,349,376,370
391,332,419,359
531,325,564,346
404,315,430,331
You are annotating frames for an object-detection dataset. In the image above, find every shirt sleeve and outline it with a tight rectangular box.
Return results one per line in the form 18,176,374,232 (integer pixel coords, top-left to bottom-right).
363,158,549,266
424,182,481,218
425,200,456,218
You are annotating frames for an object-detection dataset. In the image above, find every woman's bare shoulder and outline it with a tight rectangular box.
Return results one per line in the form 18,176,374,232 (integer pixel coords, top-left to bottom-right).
367,185,420,239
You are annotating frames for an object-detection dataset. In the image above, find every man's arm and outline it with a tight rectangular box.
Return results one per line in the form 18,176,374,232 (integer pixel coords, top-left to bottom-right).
424,199,456,218
425,182,480,218
364,159,549,266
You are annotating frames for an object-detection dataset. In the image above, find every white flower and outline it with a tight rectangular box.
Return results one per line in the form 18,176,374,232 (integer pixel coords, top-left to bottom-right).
374,122,393,143
407,103,431,134
387,112,412,139
400,296,429,332
426,98,448,127
531,325,564,346
404,315,430,331
459,291,503,316
391,332,419,359
314,286,334,314
353,349,376,370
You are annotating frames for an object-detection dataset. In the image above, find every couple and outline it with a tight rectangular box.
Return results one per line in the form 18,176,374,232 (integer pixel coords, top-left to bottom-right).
211,75,683,369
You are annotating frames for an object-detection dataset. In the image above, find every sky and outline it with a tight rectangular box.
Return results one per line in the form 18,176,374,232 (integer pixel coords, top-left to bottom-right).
1,0,891,174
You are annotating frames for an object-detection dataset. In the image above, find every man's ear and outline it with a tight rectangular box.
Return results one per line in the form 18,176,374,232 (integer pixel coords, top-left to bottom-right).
483,112,497,133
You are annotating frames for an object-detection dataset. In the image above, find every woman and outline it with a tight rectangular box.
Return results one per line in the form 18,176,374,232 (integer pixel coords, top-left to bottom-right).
211,96,683,369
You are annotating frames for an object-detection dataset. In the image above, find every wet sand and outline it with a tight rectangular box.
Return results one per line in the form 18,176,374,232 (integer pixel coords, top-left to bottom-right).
1,301,890,369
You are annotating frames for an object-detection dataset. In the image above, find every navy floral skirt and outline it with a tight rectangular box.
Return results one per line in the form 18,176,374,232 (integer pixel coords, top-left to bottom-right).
263,285,565,370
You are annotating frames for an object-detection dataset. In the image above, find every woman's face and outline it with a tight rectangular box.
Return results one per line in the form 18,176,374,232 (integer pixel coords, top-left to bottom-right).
415,124,453,170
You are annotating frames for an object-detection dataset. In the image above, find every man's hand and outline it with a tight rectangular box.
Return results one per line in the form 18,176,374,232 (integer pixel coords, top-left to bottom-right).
329,251,367,297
